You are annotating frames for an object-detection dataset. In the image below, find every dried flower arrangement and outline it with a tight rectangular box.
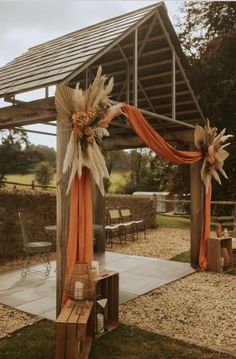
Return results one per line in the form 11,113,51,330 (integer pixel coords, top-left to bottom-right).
55,66,122,194
194,120,233,192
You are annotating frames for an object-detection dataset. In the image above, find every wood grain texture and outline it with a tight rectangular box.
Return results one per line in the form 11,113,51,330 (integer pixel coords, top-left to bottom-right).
190,160,204,268
56,112,71,316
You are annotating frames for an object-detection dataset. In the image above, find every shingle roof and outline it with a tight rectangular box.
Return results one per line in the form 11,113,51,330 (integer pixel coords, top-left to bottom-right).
0,2,163,97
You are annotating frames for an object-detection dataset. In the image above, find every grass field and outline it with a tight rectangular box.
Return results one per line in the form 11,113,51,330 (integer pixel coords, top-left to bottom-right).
0,320,232,359
4,172,124,192
4,174,56,189
157,213,191,229
109,172,129,193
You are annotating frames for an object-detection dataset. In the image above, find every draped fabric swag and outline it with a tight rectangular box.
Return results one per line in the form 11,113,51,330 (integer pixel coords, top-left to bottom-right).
62,168,93,307
62,104,211,306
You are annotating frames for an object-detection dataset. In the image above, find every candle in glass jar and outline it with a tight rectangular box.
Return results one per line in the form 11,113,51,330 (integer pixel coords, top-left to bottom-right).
96,313,105,334
223,228,229,238
91,261,99,276
74,281,83,300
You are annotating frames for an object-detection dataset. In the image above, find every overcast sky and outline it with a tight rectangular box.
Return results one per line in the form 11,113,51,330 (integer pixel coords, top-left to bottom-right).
0,0,180,147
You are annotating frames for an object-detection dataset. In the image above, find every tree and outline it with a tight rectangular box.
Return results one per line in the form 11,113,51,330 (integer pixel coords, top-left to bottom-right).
0,129,30,182
35,161,54,188
116,150,179,194
178,1,236,58
28,144,56,169
104,150,130,192
176,1,236,200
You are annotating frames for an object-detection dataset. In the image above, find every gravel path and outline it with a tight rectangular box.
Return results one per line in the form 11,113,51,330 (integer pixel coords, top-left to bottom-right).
120,272,236,356
1,227,235,356
106,227,190,259
0,304,39,338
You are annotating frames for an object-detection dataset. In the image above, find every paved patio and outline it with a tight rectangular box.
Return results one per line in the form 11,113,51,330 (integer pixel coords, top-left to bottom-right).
0,252,195,320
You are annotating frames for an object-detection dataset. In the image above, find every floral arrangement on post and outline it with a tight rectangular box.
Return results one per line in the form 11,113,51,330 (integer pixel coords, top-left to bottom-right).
194,120,233,192
55,66,122,195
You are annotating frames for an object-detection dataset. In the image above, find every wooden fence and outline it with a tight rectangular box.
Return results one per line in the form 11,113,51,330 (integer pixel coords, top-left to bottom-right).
0,180,56,190
157,198,236,227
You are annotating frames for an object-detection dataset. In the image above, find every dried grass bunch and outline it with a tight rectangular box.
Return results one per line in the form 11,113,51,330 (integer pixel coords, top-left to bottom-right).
194,120,233,192
55,66,122,195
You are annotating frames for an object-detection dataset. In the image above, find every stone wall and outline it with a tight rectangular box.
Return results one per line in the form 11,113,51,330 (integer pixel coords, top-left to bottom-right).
0,189,56,260
106,194,157,228
0,190,156,260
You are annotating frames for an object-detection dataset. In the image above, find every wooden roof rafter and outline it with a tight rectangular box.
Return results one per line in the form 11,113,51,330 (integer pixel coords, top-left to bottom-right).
0,2,206,148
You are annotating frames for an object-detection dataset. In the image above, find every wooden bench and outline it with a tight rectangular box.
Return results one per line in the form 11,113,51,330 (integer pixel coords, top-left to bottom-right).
55,300,93,359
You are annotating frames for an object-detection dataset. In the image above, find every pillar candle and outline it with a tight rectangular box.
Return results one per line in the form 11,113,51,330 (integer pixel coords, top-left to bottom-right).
74,281,83,300
96,313,104,334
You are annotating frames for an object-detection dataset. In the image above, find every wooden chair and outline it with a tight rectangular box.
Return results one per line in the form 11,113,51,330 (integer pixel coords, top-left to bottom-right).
119,208,146,239
18,211,52,279
105,208,134,245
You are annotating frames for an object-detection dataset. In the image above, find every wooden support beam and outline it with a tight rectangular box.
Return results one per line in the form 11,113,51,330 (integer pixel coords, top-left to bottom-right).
134,28,138,107
0,97,56,129
172,51,176,120
190,160,204,268
137,90,189,103
156,11,205,123
56,117,71,316
91,179,106,253
14,127,56,136
114,70,181,87
156,99,194,110
91,46,171,68
113,80,185,97
103,129,194,150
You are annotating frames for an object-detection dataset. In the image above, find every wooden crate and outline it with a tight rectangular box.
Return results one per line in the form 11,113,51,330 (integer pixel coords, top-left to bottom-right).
55,300,93,359
232,249,236,269
207,237,233,273
93,269,119,337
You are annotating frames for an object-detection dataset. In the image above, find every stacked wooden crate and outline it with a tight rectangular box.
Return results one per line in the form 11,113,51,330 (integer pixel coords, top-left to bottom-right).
207,237,232,273
55,270,119,359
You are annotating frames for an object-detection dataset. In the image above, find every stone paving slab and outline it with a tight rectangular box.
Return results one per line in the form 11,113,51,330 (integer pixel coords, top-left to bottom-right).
0,252,195,320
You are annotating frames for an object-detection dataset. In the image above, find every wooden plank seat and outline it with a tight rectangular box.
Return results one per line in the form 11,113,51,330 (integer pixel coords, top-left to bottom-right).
105,208,135,246
119,208,146,239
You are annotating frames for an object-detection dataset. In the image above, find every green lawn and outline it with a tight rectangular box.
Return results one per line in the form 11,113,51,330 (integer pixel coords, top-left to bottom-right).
157,213,191,229
4,174,56,189
0,320,234,359
170,250,190,263
109,172,129,193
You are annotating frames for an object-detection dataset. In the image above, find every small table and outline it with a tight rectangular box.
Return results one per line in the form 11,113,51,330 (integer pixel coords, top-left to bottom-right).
45,224,105,252
45,224,103,232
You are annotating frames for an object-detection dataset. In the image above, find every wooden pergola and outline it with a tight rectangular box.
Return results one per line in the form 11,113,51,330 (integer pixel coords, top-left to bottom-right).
0,2,205,313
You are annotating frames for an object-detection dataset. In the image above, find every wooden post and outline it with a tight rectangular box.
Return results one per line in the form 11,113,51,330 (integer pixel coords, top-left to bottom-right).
190,160,204,268
91,179,106,253
134,28,138,107
56,121,71,316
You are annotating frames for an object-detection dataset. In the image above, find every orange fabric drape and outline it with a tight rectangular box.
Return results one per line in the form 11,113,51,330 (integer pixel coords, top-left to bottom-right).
199,185,212,271
62,168,93,307
123,104,209,271
123,104,203,164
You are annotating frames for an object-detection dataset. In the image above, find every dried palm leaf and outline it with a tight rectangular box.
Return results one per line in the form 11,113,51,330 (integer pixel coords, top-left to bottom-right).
194,120,232,192
55,66,122,195
55,85,75,122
